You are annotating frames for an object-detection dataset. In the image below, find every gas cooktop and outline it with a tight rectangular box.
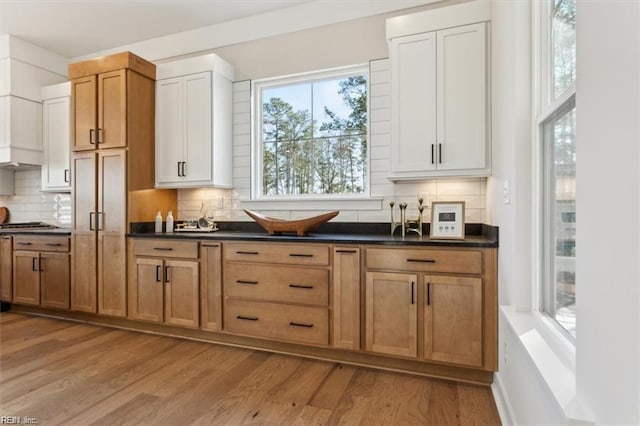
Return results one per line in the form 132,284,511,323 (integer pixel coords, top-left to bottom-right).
0,222,58,230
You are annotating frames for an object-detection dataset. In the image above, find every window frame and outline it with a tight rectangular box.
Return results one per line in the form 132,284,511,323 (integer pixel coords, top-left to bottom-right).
533,0,577,342
251,64,371,201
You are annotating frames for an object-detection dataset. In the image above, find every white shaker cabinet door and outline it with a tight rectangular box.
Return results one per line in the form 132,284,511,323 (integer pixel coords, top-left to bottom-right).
436,22,488,172
183,72,213,184
390,32,437,174
42,96,71,191
156,77,184,185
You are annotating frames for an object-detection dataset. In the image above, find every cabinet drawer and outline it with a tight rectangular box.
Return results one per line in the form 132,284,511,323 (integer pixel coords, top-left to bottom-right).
225,264,329,306
366,248,482,274
13,236,70,252
224,242,329,266
225,299,329,346
133,239,198,259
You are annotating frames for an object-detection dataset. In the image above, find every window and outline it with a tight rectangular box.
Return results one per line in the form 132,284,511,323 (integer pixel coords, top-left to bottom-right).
538,0,576,338
253,66,368,198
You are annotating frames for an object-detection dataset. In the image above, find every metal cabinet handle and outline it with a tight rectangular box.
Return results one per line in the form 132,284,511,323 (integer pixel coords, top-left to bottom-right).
411,281,415,305
32,257,37,271
177,162,181,177
438,143,442,164
237,251,258,255
237,315,258,321
181,162,187,177
427,282,431,306
153,247,174,251
45,243,62,247
289,253,313,258
236,280,258,285
64,169,70,183
164,266,171,283
156,265,161,282
201,244,220,248
289,322,314,328
406,258,435,263
289,284,313,289
335,249,357,253
89,212,95,231
97,128,103,144
17,242,32,246
431,144,435,164
89,129,95,144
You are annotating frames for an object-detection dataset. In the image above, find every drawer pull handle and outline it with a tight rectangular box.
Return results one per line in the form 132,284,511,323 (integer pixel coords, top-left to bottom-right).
46,243,63,247
411,281,415,305
154,247,174,251
202,244,220,247
289,253,313,258
236,280,258,285
156,265,161,282
336,249,357,253
17,242,32,246
237,315,258,321
406,258,436,263
289,284,313,289
289,321,314,328
237,251,258,255
427,282,431,306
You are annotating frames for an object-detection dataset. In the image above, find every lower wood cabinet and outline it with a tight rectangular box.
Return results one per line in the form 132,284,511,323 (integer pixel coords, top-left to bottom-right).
200,242,222,331
0,236,12,301
128,239,199,328
332,247,361,350
12,236,70,310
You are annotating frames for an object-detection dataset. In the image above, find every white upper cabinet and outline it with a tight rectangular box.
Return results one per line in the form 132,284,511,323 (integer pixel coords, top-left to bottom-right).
155,54,234,188
387,2,491,180
41,82,71,192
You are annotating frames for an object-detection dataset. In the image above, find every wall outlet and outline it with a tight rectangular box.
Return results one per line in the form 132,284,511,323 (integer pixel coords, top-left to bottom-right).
503,180,511,205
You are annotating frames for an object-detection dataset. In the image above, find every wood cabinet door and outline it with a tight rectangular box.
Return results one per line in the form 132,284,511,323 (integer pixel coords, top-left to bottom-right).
131,257,163,323
333,247,361,350
424,275,483,367
13,251,40,306
183,72,212,183
71,151,97,313
365,271,417,358
436,23,487,172
155,77,184,186
200,243,222,331
390,32,437,174
0,236,12,301
71,76,97,151
164,259,199,328
97,149,127,317
97,70,127,149
40,252,70,310
42,96,71,191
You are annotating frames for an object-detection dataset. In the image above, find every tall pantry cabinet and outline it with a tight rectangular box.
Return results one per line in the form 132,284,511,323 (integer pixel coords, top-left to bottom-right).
69,52,176,316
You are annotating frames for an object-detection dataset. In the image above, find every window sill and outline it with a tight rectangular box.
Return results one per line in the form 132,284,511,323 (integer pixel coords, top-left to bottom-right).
239,196,384,211
498,305,594,424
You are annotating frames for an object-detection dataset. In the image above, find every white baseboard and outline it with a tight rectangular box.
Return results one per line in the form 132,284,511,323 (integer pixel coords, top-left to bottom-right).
492,373,515,426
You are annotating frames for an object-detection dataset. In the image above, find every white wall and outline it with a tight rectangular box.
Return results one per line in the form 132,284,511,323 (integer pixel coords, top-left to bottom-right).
492,0,640,424
575,1,640,423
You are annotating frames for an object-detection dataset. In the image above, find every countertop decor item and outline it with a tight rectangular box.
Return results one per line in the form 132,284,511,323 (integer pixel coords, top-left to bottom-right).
0,207,8,224
244,209,339,236
430,201,465,240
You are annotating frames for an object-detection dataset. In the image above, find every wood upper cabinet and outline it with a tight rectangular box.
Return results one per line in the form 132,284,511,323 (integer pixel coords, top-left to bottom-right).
333,247,361,350
71,70,127,151
389,22,489,180
423,275,483,367
12,236,70,310
128,239,199,329
0,236,12,301
365,271,418,358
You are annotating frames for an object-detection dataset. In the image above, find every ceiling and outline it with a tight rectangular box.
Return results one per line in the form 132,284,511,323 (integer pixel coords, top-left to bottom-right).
0,0,316,58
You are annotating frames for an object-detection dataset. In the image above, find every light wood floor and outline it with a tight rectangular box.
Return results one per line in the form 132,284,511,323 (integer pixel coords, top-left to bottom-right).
0,312,501,425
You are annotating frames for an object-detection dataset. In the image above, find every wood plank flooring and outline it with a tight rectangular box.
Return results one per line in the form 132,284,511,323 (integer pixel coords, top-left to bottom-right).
0,312,501,425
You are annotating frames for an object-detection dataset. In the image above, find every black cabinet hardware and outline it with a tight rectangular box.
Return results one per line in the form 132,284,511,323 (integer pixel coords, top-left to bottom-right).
202,244,220,248
237,251,258,255
289,321,314,328
181,162,187,177
64,169,70,183
89,129,95,144
17,242,32,246
406,258,435,263
289,284,313,289
289,253,313,258
32,257,37,271
411,281,415,304
237,315,258,321
153,247,174,251
177,162,181,177
97,128,103,144
427,282,431,306
335,249,357,253
236,280,258,285
164,266,171,283
431,144,435,164
439,143,442,164
45,243,62,247
155,265,161,282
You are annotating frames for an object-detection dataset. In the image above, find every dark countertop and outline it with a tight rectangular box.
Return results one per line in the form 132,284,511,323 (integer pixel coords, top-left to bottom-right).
128,222,498,248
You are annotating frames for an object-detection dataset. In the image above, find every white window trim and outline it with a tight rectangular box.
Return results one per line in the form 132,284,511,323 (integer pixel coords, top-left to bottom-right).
250,64,372,204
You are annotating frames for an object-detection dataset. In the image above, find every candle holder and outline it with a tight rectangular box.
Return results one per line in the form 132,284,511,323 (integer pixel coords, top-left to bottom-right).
390,198,425,237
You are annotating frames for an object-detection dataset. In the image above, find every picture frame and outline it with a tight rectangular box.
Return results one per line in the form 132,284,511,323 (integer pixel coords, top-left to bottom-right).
430,201,466,240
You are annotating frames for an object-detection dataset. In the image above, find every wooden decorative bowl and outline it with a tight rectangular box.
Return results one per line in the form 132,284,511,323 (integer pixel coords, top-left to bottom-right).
244,209,339,236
